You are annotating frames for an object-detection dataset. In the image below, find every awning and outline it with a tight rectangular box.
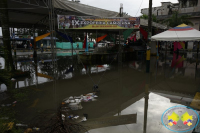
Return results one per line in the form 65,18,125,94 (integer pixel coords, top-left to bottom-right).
151,24,200,41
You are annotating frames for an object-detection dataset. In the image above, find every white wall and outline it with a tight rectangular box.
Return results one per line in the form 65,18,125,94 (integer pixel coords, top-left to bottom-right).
141,2,172,16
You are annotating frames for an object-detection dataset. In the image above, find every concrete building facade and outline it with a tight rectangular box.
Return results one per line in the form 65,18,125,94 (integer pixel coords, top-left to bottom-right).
141,0,200,30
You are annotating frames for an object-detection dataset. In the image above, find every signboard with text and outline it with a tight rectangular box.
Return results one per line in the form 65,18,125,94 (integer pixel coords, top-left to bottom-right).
18,35,31,39
58,15,140,30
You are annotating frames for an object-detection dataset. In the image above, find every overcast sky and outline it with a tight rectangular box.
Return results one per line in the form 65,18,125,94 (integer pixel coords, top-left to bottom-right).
80,0,178,17
0,0,178,36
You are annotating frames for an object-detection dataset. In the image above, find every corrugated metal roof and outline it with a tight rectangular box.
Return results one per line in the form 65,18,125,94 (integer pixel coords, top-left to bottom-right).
54,0,119,17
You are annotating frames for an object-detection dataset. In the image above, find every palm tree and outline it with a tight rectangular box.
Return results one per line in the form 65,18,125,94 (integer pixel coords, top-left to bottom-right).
163,11,193,27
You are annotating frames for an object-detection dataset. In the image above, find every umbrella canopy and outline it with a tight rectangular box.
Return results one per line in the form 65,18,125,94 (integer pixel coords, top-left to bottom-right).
151,24,200,41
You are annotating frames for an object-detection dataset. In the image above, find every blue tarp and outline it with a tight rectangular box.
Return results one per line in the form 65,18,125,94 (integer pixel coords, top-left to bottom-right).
56,31,73,43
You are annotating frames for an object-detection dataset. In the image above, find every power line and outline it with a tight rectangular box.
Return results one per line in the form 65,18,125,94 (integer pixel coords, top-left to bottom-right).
135,0,144,17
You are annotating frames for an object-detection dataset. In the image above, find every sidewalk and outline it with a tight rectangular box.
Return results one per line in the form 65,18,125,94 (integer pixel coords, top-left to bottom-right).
12,49,95,56
14,48,57,52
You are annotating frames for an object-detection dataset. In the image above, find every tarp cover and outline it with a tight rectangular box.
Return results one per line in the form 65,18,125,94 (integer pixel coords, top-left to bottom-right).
151,24,200,41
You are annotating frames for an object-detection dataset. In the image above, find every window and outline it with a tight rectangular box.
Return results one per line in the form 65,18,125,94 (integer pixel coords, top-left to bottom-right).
181,0,187,8
189,0,198,7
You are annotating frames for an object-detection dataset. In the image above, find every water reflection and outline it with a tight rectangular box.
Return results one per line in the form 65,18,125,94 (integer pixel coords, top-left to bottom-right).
0,84,7,92
0,57,5,69
82,65,110,75
0,51,200,133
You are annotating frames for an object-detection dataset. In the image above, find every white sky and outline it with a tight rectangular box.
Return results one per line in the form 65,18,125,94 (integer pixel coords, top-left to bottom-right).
0,0,178,36
80,0,178,16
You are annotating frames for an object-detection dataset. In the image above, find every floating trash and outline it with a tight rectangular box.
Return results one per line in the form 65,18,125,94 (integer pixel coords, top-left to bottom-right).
33,127,40,131
67,115,73,119
68,103,82,110
62,114,65,121
11,78,16,81
73,115,79,119
62,92,98,122
82,117,87,122
16,123,28,127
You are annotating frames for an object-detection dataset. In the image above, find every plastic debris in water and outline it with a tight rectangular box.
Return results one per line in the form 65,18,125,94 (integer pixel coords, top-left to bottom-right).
33,127,40,131
62,114,65,121
82,117,87,122
16,123,28,127
11,78,16,81
73,116,79,119
68,115,73,119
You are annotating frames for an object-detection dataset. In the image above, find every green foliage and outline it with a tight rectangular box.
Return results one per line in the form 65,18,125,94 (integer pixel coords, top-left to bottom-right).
10,89,28,102
0,107,23,133
140,14,148,20
163,11,194,27
140,14,158,22
152,15,158,23
13,92,28,102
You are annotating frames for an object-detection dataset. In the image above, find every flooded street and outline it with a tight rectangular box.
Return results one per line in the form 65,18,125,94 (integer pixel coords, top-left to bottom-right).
1,51,200,133
1,0,200,132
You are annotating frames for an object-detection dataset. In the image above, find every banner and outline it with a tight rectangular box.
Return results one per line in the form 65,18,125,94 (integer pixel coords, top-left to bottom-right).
34,33,50,42
96,34,108,43
58,15,140,29
19,35,31,39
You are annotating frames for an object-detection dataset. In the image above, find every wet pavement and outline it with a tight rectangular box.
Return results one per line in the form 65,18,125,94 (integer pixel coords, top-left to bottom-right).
1,51,200,133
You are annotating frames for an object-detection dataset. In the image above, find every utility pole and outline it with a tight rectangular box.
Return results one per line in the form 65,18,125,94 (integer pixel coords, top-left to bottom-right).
146,0,152,73
117,3,123,116
143,0,152,133
148,0,152,41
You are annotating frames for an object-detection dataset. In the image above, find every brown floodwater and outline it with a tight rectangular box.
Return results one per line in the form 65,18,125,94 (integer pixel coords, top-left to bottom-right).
0,51,200,133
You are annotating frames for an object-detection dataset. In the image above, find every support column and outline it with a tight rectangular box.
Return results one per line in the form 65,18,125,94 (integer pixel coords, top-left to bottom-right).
33,25,38,87
195,42,199,79
48,0,57,110
0,0,15,72
117,30,122,116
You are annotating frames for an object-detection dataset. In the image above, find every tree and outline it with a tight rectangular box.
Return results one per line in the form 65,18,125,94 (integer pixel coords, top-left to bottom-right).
163,11,193,27
0,0,15,72
140,14,148,20
140,14,158,22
